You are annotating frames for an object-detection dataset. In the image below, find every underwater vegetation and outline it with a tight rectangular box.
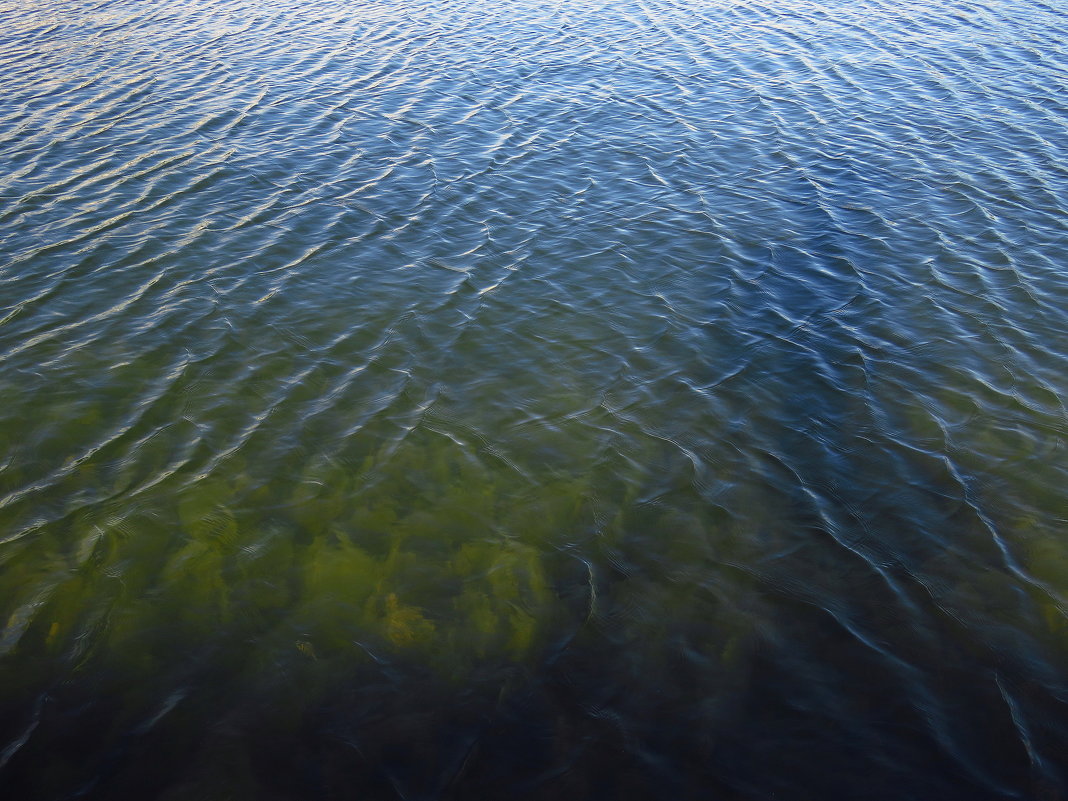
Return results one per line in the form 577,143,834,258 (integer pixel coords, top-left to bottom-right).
0,416,776,799
3,0,1068,798
2,380,1066,800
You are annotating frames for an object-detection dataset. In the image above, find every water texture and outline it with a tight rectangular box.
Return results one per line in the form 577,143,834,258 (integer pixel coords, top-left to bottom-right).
1,0,1067,798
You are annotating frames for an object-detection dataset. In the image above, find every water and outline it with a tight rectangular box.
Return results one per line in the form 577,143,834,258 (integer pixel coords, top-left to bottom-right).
2,0,1067,798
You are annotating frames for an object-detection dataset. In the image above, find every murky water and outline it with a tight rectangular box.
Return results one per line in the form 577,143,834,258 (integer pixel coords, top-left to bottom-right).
2,0,1067,798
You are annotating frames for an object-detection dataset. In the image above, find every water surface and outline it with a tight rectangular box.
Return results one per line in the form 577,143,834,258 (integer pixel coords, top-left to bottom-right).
2,1,1068,798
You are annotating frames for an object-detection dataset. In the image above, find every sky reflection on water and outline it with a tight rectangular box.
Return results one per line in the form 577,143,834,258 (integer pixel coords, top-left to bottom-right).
1,1,1068,799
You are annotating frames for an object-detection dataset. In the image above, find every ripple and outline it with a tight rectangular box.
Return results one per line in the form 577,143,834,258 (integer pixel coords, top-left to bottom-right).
2,0,1068,798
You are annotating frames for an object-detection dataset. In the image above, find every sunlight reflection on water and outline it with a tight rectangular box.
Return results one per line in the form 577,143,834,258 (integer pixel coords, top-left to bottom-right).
1,0,1067,798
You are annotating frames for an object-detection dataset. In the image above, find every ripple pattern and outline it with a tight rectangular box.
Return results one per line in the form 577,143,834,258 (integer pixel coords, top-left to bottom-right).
2,1,1068,799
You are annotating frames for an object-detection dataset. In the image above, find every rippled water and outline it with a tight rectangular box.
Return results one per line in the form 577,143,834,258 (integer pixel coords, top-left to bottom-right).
2,0,1067,798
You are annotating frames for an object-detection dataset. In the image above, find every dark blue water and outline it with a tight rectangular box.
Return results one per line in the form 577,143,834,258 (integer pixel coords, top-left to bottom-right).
2,1,1068,798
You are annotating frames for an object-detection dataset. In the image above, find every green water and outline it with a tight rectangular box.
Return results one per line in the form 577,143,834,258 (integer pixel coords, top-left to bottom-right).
2,0,1068,798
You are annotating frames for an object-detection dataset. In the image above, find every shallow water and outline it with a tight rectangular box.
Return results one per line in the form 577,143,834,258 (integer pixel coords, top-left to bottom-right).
2,0,1067,798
